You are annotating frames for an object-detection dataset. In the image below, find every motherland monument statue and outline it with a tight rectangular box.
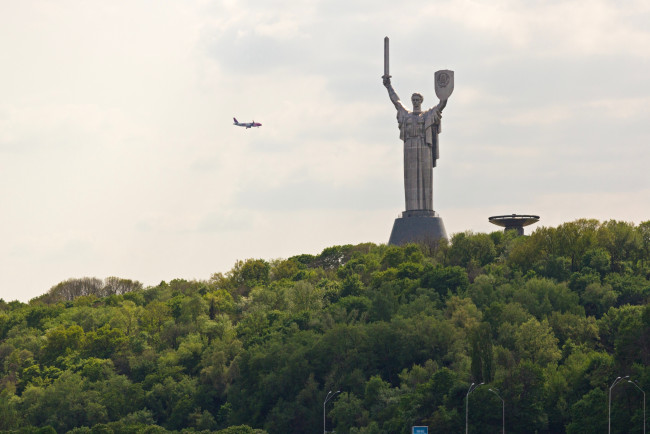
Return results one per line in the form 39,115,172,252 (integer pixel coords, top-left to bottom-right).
383,37,455,245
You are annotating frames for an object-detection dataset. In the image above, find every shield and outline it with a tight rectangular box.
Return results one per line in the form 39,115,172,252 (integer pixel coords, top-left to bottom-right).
434,70,454,100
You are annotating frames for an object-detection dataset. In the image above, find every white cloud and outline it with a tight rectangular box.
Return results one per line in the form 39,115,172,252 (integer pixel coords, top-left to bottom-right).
436,0,650,58
587,97,650,120
500,104,577,126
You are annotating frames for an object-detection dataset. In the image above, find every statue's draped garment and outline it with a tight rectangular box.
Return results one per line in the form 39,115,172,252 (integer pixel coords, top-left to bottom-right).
390,93,442,211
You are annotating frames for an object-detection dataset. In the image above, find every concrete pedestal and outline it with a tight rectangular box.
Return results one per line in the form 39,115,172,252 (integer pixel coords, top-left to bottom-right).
388,210,448,245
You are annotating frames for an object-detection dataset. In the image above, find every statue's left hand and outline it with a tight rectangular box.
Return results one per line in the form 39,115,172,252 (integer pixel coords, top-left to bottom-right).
438,99,448,113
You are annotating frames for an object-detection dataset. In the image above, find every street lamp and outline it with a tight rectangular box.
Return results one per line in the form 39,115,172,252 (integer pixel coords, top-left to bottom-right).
489,388,505,434
323,390,340,434
466,382,484,434
628,380,646,434
609,376,629,434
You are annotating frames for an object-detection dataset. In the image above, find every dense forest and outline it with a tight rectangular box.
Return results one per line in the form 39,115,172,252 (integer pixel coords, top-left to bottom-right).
1,219,650,433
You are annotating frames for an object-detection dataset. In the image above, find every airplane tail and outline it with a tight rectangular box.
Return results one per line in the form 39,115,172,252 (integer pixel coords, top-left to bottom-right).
233,117,238,123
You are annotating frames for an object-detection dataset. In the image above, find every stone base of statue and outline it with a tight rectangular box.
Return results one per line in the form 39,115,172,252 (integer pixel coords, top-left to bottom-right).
388,210,448,246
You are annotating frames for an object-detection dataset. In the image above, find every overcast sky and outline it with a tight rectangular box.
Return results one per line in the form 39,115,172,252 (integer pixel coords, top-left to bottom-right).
2,0,649,302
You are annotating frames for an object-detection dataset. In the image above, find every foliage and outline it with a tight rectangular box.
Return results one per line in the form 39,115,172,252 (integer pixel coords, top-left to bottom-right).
0,220,649,433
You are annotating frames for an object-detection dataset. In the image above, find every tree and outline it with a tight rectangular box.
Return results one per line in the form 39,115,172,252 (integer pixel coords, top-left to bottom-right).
581,282,618,318
512,278,580,319
41,325,85,364
447,231,496,268
597,220,642,272
221,259,272,297
421,265,470,297
330,392,367,433
0,390,21,430
84,325,126,359
289,281,323,312
469,323,494,383
565,389,607,434
555,219,599,271
103,277,143,296
46,277,103,302
144,375,198,429
514,318,561,367
637,221,650,268
582,248,611,276
500,361,549,433
20,372,108,432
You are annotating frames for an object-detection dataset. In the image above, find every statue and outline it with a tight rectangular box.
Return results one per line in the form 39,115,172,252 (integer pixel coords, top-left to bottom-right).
382,37,454,245
382,37,453,211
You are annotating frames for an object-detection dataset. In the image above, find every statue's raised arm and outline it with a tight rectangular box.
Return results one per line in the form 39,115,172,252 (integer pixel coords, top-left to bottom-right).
383,76,408,113
382,37,408,114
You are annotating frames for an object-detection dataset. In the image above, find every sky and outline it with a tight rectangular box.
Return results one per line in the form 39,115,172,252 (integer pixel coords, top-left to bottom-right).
2,0,650,302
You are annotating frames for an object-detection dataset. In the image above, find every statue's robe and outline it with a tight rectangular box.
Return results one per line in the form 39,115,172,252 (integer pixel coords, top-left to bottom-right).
395,104,442,211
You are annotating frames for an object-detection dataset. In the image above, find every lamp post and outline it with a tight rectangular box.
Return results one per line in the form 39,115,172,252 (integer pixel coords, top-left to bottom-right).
609,376,629,434
466,382,484,434
628,380,646,434
323,390,340,434
489,388,505,434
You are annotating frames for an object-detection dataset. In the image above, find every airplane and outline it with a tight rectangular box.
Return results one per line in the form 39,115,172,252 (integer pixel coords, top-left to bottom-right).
233,117,262,129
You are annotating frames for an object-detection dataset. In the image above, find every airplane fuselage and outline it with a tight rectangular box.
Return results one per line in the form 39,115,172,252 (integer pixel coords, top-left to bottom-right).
233,117,262,128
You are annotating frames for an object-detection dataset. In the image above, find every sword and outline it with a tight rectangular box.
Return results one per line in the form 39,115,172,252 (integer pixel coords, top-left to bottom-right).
383,36,391,79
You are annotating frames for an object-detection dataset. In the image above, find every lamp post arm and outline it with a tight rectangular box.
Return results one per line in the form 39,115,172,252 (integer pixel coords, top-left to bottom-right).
323,391,331,434
323,390,341,434
609,376,629,434
465,383,484,434
465,383,473,434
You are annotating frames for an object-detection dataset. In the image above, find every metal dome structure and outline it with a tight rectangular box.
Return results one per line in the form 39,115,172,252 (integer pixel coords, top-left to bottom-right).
488,214,540,236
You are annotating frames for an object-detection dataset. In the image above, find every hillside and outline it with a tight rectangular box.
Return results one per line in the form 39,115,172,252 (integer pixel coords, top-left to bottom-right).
1,218,649,433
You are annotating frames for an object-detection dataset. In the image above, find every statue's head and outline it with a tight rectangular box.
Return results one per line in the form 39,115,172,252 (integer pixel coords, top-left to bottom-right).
411,93,423,111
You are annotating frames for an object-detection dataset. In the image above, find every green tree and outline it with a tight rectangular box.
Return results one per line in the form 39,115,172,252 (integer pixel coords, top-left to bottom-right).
514,318,561,367
447,231,496,268
565,388,607,434
20,371,108,432
597,220,642,272
0,390,21,430
421,265,470,297
144,375,198,430
637,221,650,268
582,248,611,276
469,323,494,383
330,392,367,433
41,325,85,364
84,325,126,359
581,282,618,317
